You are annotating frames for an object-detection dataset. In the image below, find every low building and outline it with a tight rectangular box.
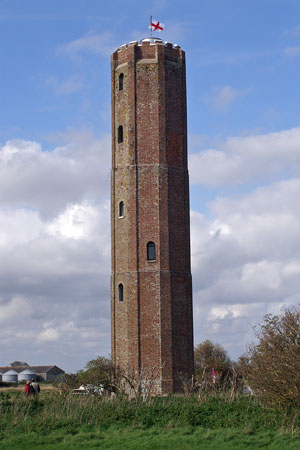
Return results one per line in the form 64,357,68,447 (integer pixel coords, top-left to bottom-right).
2,369,18,383
0,365,65,382
18,369,37,382
30,366,65,381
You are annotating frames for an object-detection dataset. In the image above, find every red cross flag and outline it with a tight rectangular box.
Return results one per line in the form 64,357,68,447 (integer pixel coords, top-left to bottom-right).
149,19,164,32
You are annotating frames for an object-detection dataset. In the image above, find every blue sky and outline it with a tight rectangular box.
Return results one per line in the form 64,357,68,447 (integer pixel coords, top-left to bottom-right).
2,0,300,143
1,0,300,372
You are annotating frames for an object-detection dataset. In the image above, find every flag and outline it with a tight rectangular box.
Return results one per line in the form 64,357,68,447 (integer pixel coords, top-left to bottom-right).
212,368,216,383
149,19,164,32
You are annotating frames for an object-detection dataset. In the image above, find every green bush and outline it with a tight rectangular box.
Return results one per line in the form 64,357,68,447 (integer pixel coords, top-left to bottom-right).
245,306,300,409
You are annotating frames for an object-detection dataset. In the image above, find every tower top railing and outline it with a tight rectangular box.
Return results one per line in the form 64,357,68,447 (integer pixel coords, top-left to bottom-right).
111,39,184,65
113,39,181,54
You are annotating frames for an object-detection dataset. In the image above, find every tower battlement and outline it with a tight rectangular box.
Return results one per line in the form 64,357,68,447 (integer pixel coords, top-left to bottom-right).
111,38,184,66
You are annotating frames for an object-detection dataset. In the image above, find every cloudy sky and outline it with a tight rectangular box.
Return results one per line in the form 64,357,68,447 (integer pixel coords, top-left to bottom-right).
1,0,300,372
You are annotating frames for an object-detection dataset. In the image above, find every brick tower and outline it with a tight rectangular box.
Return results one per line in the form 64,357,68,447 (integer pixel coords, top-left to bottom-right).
111,37,193,394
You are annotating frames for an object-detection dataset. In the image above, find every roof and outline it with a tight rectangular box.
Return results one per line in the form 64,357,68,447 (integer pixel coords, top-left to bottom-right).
19,369,37,375
3,369,18,375
0,365,64,374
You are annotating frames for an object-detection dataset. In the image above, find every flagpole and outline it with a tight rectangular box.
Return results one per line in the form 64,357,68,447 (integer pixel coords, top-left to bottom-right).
150,16,152,37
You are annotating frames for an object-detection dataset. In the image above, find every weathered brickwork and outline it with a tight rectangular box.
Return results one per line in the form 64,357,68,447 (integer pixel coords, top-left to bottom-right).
111,38,194,394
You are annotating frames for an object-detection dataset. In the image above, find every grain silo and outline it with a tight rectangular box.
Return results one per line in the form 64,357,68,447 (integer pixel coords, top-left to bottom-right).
18,369,37,382
2,369,18,383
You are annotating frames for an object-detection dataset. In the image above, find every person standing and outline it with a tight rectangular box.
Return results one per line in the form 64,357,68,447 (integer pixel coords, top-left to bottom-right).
24,381,33,397
30,378,40,396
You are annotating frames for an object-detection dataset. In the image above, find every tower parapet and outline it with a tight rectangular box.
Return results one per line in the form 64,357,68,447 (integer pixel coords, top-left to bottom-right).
112,37,184,62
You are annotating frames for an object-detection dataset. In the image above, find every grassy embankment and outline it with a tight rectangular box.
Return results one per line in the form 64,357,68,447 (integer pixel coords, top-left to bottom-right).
1,388,300,449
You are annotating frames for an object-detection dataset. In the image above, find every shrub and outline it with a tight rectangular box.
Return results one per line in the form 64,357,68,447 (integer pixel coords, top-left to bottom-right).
246,306,300,409
194,340,231,375
194,340,233,390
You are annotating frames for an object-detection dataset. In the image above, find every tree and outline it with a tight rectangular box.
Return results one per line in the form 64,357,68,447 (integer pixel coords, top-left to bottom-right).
194,340,231,383
246,306,300,409
77,356,118,391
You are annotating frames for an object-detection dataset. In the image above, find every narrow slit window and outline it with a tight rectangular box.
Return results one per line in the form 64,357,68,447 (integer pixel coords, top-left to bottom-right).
147,242,156,261
118,283,124,302
119,201,124,218
119,73,124,91
118,125,123,144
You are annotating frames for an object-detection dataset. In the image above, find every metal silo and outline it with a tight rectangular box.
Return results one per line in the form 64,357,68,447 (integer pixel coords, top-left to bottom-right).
2,369,18,383
18,369,37,382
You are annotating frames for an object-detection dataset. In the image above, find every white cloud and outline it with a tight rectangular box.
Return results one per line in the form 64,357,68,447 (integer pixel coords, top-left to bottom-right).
145,0,168,14
241,261,282,290
46,75,85,95
47,202,107,242
208,303,257,320
0,196,111,369
160,21,187,44
284,46,300,58
0,208,41,249
204,86,250,112
0,132,110,217
189,127,300,186
1,125,300,366
284,24,300,38
190,174,300,357
0,132,112,370
0,296,31,322
196,49,273,67
58,31,116,60
38,327,60,342
0,199,110,279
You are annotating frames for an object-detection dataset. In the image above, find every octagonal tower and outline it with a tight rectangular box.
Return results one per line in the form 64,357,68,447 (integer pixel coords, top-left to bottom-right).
111,38,194,393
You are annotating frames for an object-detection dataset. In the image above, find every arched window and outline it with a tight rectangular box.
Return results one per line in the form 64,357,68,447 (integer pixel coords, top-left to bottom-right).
119,73,124,91
118,125,123,144
118,283,124,302
147,242,156,261
119,201,124,218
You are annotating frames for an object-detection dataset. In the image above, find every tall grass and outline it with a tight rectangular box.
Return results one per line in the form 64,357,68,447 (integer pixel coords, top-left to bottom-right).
0,391,298,437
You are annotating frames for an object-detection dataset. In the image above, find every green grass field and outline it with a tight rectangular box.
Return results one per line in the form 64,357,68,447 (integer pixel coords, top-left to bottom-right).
1,390,300,449
2,425,300,449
